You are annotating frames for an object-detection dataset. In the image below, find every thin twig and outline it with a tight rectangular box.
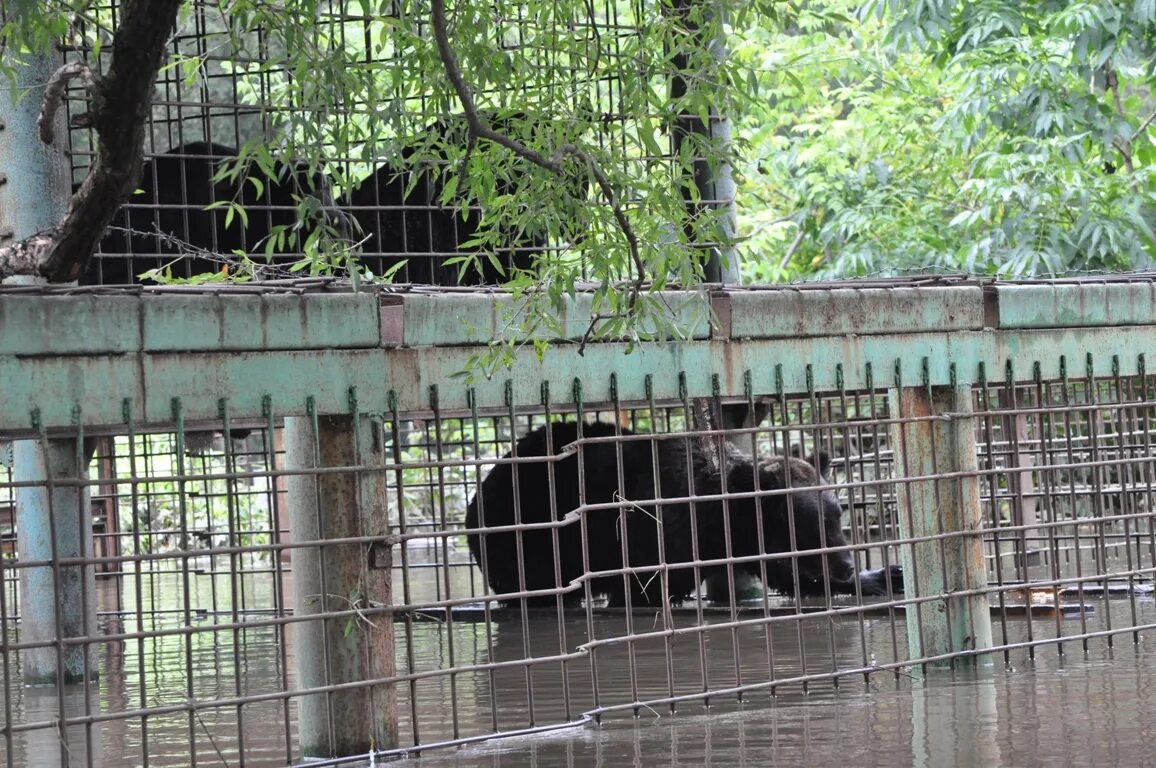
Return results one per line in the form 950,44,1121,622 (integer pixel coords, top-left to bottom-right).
428,0,646,347
37,61,97,145
778,226,806,271
1131,107,1156,143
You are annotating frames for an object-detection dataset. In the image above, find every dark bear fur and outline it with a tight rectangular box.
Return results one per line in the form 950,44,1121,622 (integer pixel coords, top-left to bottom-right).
343,112,584,285
466,421,902,607
83,141,340,285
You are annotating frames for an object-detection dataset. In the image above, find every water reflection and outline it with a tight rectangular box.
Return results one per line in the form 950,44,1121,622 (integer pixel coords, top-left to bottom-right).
3,561,1156,766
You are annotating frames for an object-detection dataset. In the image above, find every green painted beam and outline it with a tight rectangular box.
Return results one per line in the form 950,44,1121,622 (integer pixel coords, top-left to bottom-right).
724,286,986,339
3,321,1154,433
890,384,993,668
995,282,1156,328
0,295,141,355
142,293,382,351
399,291,712,346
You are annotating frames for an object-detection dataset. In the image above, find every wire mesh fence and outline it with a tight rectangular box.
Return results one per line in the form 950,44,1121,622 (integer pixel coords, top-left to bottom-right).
3,357,1156,766
61,0,680,288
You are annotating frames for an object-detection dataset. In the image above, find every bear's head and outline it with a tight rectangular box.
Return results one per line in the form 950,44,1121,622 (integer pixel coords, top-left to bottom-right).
752,449,856,595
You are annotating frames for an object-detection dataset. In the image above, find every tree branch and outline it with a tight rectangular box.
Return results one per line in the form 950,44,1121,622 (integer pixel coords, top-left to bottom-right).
37,61,97,145
0,0,187,283
1131,107,1156,144
1104,61,1134,175
429,0,646,329
778,226,806,271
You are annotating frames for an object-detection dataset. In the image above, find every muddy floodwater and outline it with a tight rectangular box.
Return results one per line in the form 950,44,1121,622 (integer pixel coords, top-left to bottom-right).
4,567,1156,768
410,648,1156,768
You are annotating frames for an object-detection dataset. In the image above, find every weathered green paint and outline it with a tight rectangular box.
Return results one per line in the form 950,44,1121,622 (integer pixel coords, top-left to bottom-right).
13,438,98,685
0,355,144,436
2,289,1156,431
400,291,712,346
142,293,381,351
890,385,993,668
0,323,1150,431
0,52,71,246
995,282,1156,329
0,296,141,355
726,286,987,338
285,414,397,757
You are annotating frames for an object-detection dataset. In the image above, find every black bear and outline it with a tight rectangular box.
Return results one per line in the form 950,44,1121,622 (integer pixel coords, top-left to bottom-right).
465,420,902,607
343,112,584,285
83,141,342,285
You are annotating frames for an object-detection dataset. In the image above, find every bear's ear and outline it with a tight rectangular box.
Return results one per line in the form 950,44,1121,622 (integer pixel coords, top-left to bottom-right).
789,444,831,478
809,449,832,478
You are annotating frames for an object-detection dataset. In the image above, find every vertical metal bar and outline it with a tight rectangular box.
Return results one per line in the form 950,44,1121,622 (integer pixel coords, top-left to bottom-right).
609,375,643,713
427,385,462,737
776,369,809,691
837,365,873,683
740,371,776,692
0,443,13,768
574,380,604,722
1137,356,1156,621
677,373,710,699
977,364,1010,661
171,400,200,768
1085,354,1114,645
1059,356,1091,651
1109,356,1140,643
502,381,535,728
1033,364,1065,653
219,401,248,764
1004,362,1035,658
539,382,573,722
646,375,678,713
387,391,423,744
72,408,97,764
666,0,738,281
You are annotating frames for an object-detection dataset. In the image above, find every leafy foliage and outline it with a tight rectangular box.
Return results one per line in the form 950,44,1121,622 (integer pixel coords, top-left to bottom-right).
5,0,1156,364
737,0,1156,280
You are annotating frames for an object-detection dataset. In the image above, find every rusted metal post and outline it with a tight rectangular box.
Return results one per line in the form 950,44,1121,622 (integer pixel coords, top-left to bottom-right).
13,438,98,684
890,383,993,667
285,413,397,759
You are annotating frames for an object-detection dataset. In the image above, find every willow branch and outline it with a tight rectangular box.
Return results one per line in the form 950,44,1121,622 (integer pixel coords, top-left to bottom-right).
429,0,646,323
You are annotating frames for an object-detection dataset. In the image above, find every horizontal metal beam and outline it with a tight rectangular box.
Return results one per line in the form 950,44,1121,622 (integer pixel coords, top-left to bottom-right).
3,283,1156,433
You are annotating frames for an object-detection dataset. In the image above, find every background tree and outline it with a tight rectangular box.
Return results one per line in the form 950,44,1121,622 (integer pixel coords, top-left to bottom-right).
736,0,1156,280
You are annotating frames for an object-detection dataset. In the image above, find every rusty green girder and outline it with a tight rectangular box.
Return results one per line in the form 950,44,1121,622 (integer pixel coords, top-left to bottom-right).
2,280,1155,433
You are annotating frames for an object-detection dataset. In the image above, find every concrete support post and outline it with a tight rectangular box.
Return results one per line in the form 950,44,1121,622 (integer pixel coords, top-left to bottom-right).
0,50,71,264
14,439,98,684
285,413,397,759
889,384,993,667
